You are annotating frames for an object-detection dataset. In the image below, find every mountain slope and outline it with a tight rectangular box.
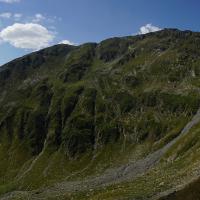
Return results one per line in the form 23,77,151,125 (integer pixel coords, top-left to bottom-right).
1,29,200,199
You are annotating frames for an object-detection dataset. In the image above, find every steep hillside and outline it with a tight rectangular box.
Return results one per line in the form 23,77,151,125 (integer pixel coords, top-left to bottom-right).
1,29,200,199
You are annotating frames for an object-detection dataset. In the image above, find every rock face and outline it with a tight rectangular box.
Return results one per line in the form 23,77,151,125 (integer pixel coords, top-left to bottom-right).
1,29,200,199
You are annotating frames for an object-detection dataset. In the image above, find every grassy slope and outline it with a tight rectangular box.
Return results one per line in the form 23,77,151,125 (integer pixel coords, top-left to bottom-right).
1,29,200,199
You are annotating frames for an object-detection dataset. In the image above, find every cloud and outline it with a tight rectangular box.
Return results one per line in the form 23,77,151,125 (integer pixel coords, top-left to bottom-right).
0,12,22,21
32,13,46,23
0,23,54,50
0,12,12,19
14,13,22,21
31,14,61,24
59,40,75,45
0,11,61,28
0,0,20,3
139,24,162,34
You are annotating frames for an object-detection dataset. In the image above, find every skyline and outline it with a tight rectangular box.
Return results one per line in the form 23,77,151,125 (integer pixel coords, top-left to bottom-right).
0,0,200,65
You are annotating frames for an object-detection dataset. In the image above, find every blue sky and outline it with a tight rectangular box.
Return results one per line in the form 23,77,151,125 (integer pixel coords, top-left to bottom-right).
0,0,200,65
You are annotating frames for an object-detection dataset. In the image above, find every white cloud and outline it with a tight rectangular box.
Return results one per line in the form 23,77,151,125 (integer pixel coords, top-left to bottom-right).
0,23,54,50
0,0,20,3
0,12,22,21
0,12,12,19
59,40,75,45
14,13,22,21
32,13,46,23
139,24,162,34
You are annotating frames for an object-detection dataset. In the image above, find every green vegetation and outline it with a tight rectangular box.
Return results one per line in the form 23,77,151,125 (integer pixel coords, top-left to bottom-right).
0,29,200,199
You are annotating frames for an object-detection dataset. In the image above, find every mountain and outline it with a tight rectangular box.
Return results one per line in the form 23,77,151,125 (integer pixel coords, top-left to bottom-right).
0,29,200,199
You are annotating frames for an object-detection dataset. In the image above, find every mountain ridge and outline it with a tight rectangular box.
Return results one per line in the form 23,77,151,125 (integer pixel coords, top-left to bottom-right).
1,28,200,199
